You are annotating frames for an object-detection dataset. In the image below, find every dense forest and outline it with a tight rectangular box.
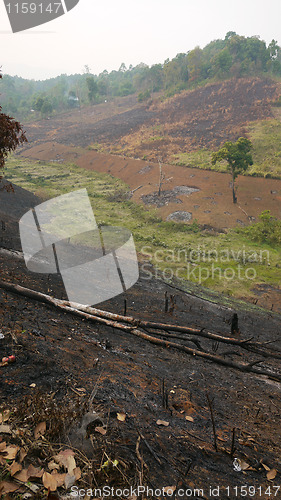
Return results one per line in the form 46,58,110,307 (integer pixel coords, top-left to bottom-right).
1,32,281,119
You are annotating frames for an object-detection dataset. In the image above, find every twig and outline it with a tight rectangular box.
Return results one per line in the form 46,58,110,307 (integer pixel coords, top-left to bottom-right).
206,394,217,452
136,435,148,469
230,427,236,457
134,424,162,465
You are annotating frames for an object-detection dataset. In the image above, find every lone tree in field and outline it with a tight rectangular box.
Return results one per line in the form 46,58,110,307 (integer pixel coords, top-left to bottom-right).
0,71,27,188
211,137,253,203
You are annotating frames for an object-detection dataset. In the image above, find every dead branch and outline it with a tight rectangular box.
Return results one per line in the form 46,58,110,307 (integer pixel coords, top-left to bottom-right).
206,395,218,452
0,280,280,382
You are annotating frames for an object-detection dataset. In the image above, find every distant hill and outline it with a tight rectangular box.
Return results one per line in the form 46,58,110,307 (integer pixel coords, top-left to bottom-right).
1,32,281,121
22,77,280,164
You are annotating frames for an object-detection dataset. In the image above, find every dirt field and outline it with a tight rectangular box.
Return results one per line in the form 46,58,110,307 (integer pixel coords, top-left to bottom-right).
18,142,281,230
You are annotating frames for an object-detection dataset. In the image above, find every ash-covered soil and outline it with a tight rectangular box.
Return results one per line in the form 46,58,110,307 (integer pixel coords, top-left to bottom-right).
23,78,279,156
0,183,281,498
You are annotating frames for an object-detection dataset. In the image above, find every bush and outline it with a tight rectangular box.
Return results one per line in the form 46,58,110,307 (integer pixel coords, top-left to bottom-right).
137,90,151,102
241,210,281,245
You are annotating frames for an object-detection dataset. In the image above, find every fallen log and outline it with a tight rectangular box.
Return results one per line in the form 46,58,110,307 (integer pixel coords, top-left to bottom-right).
59,299,281,358
0,279,280,382
2,278,279,357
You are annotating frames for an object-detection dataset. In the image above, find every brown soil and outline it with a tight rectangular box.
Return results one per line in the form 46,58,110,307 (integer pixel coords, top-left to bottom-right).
16,77,281,233
0,185,281,498
19,142,281,230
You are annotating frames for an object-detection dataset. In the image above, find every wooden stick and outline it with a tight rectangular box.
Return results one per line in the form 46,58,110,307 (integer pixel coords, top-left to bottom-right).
206,394,217,452
0,279,280,381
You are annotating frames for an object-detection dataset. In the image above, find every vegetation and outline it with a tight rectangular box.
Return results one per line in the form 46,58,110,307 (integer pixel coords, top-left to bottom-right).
1,33,281,120
5,156,281,301
239,210,281,245
86,76,98,103
247,117,281,178
0,70,27,190
172,117,281,179
137,89,151,102
211,138,253,203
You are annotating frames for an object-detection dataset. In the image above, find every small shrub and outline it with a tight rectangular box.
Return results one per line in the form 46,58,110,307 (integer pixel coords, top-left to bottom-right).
240,210,281,245
137,90,151,102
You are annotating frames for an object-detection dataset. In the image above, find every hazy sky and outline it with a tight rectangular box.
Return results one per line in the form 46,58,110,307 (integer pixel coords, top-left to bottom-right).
0,0,280,80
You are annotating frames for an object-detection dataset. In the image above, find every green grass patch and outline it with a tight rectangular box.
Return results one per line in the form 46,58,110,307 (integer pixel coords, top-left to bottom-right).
172,149,228,172
247,118,281,179
172,116,281,180
5,156,281,302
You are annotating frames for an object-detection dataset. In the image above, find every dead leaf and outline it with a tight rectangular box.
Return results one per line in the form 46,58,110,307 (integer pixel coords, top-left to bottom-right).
27,464,44,478
74,467,81,480
163,486,176,494
34,421,46,439
0,424,12,434
3,410,10,422
43,472,58,492
0,480,20,494
64,467,81,489
239,459,250,471
48,460,60,471
117,412,126,422
54,449,76,475
267,469,277,481
0,441,7,452
14,469,30,483
19,449,27,463
3,445,19,460
95,426,106,435
156,419,169,426
10,462,22,476
50,472,66,487
185,416,194,422
262,462,271,471
0,410,10,423
64,472,76,489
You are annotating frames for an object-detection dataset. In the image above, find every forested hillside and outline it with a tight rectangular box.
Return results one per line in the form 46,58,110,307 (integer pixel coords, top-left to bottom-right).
1,32,281,119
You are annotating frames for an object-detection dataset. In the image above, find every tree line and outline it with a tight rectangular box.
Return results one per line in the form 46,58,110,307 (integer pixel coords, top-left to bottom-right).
1,32,281,119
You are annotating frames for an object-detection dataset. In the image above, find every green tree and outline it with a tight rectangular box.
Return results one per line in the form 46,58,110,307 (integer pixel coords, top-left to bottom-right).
0,71,27,187
41,99,53,118
211,137,253,203
86,76,98,103
212,48,232,76
33,96,44,111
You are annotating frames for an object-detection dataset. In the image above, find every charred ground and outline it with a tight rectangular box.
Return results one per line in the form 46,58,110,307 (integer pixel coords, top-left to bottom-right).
0,183,280,499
